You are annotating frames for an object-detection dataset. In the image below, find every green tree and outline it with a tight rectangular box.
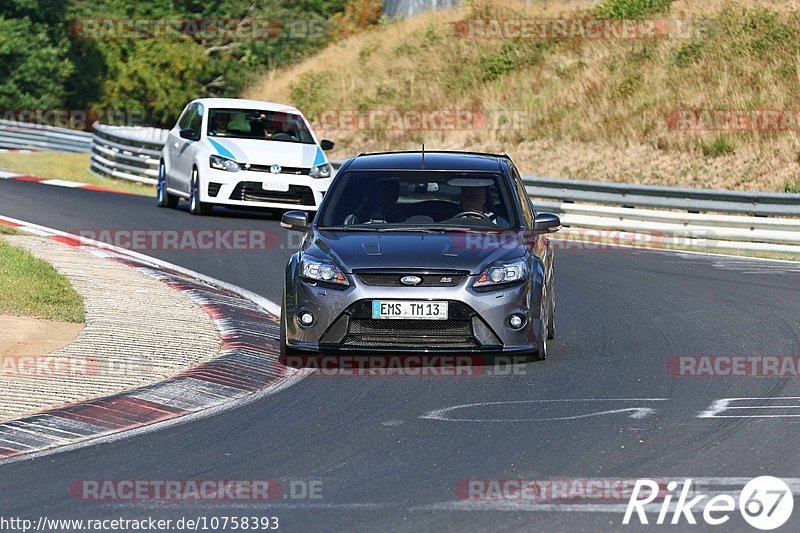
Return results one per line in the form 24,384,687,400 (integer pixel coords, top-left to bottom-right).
0,1,74,110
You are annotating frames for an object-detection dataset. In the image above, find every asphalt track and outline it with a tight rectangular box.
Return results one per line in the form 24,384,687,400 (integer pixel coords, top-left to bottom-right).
2,178,800,532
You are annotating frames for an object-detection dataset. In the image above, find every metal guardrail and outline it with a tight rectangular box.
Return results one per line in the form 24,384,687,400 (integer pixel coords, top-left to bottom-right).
383,0,460,19
0,119,92,152
89,124,168,185
523,176,800,218
17,122,795,255
330,158,800,255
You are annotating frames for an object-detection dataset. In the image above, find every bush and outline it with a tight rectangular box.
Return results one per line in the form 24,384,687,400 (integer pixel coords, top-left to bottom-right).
595,0,673,18
329,0,383,40
481,45,517,81
672,41,705,67
702,136,736,157
290,71,332,114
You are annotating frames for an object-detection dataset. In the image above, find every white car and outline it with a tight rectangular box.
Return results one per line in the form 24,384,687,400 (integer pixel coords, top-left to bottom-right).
158,98,335,215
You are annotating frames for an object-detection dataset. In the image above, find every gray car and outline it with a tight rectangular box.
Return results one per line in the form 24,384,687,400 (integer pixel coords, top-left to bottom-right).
280,151,561,360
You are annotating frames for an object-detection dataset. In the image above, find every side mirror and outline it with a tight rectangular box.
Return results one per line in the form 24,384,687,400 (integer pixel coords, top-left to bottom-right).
533,213,561,233
320,139,335,151
281,210,309,232
179,128,198,141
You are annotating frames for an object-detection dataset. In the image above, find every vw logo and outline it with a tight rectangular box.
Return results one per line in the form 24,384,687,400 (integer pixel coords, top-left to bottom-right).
400,275,422,286
270,164,282,174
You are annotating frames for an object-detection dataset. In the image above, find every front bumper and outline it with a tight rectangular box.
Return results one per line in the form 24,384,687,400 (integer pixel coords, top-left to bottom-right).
200,167,332,210
284,267,543,353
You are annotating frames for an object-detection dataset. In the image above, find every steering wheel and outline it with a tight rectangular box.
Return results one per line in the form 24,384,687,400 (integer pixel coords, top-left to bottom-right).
269,132,296,141
454,211,493,222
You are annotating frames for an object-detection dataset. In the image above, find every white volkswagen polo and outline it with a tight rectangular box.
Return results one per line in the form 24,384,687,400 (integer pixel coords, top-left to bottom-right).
158,98,335,215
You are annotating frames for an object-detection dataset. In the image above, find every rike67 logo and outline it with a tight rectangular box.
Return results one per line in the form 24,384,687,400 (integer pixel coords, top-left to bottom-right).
623,477,794,530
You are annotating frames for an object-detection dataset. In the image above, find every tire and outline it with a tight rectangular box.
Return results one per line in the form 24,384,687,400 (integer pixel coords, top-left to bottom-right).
156,161,179,209
280,302,302,357
189,168,212,216
547,264,556,340
526,282,549,362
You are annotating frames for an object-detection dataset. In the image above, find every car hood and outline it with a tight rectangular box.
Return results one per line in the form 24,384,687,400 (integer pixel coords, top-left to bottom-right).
205,138,327,168
305,231,528,274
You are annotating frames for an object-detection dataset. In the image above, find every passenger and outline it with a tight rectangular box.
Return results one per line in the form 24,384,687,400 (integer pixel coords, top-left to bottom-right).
349,181,406,224
209,113,230,135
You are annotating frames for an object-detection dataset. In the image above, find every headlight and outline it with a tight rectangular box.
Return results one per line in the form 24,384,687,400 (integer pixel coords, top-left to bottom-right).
474,258,527,288
309,163,332,179
209,155,241,172
300,256,348,286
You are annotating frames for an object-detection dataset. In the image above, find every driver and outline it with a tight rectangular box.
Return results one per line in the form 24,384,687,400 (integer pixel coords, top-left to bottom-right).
459,186,508,226
210,113,230,135
263,121,279,139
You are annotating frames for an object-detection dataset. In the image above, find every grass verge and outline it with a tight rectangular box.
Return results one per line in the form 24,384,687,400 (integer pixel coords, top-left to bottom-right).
0,225,21,235
0,152,154,197
0,238,85,323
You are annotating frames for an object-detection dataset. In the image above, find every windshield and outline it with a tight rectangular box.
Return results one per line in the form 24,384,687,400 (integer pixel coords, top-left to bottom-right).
317,170,519,230
206,108,315,144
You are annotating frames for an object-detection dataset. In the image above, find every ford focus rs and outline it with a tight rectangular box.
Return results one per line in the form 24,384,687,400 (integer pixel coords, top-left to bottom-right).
158,98,335,215
280,151,561,359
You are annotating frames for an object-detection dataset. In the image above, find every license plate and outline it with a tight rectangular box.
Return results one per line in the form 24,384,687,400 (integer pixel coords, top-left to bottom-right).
262,182,289,192
372,300,448,320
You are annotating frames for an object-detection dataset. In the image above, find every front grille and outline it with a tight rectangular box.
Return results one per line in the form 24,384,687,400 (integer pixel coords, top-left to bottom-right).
342,335,478,348
349,319,471,336
208,182,222,197
321,300,488,349
355,270,468,287
230,182,315,206
246,164,310,175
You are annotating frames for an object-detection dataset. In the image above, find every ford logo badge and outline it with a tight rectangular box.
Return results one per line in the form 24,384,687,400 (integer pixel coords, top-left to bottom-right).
400,275,422,286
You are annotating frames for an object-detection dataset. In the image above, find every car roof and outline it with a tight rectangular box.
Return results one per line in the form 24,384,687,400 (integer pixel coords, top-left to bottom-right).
346,151,510,172
190,98,302,114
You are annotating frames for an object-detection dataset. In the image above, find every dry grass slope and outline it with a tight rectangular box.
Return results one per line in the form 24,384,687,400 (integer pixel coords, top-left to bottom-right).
245,0,800,192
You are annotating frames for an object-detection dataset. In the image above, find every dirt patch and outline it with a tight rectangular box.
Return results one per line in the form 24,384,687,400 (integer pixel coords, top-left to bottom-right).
0,314,83,357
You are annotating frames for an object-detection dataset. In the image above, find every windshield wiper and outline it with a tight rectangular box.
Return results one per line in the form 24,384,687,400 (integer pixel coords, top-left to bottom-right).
317,226,379,232
318,226,503,234
375,226,495,234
